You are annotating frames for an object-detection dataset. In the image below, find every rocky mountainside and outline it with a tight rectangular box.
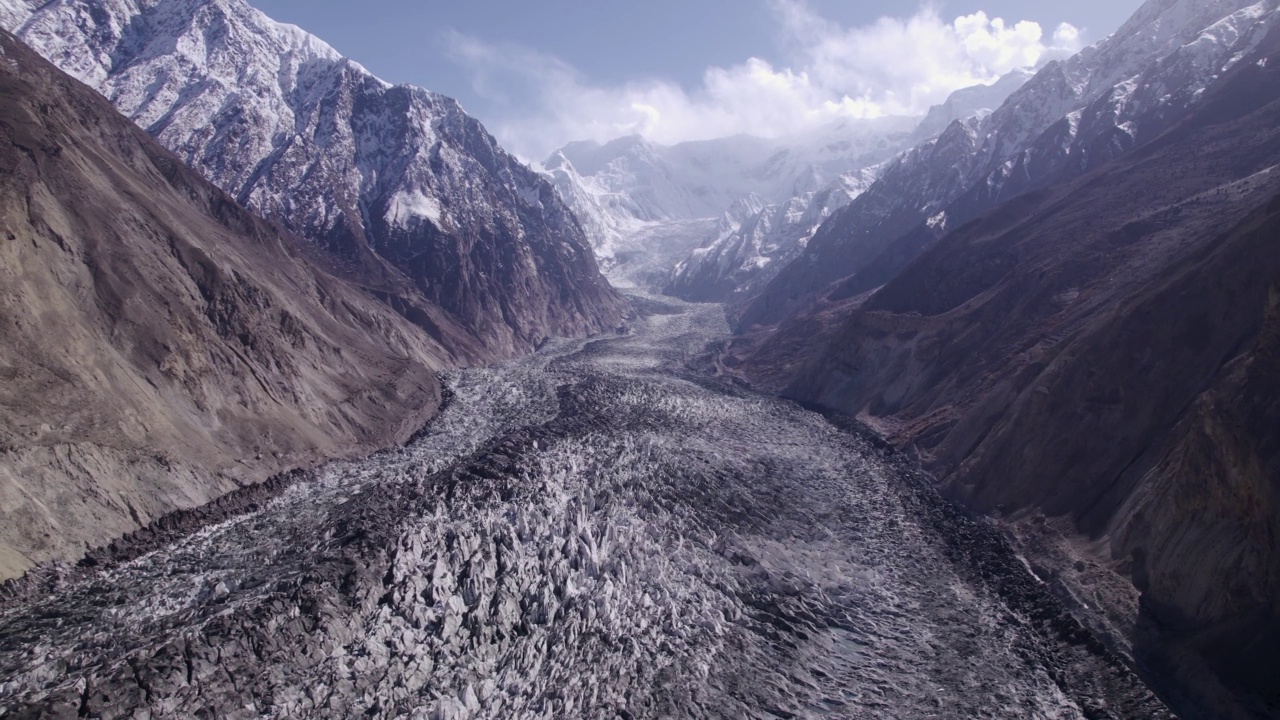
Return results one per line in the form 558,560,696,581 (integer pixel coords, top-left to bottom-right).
0,29,473,580
2,0,626,358
740,0,1278,330
739,25,1280,719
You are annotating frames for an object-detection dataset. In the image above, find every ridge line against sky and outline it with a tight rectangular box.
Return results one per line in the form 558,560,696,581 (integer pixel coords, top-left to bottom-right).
249,0,1141,161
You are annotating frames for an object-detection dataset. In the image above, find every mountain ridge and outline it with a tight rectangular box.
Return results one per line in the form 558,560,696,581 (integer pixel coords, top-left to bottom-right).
0,27,473,580
3,0,627,358
738,0,1276,330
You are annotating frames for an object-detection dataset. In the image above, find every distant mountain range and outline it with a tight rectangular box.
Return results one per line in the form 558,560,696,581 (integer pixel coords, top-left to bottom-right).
543,117,919,290
544,70,1045,301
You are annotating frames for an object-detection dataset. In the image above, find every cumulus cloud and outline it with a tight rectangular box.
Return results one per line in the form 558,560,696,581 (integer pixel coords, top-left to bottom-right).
448,1,1084,160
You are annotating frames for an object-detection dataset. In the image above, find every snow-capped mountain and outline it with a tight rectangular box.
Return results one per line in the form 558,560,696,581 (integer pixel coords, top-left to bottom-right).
544,117,917,267
663,69,1045,305
665,169,878,303
2,0,625,358
909,68,1036,143
741,0,1280,328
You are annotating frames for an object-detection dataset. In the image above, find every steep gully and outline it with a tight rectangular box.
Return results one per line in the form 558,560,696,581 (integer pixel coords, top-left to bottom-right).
0,294,1169,719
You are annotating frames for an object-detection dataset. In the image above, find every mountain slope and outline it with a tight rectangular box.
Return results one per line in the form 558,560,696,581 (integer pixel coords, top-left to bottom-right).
740,0,1277,330
751,29,1280,718
3,0,625,357
0,29,482,579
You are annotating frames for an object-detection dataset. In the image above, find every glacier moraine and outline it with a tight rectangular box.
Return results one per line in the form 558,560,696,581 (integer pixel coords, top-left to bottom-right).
0,294,1168,719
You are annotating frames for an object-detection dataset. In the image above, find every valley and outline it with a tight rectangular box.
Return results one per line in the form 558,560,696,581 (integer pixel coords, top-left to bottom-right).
2,0,1279,717
0,295,1170,719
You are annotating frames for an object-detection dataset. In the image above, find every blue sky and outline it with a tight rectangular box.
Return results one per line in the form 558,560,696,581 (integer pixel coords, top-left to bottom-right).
250,0,1143,159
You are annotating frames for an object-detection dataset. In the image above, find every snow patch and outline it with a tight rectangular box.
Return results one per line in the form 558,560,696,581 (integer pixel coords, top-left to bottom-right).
387,190,444,228
0,0,32,32
1053,288,1081,305
517,182,543,209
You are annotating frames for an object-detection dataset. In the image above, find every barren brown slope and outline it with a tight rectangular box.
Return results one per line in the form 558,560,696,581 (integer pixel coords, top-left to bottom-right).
0,30,475,580
753,29,1280,719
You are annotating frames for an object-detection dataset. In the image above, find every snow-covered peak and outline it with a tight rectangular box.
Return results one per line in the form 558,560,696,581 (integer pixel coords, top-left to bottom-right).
912,68,1035,142
555,134,665,178
544,115,917,265
740,0,1279,328
724,194,768,223
1073,0,1265,96
0,0,33,29
7,0,362,86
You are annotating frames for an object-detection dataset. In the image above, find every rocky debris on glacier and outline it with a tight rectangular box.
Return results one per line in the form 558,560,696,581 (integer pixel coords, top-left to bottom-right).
0,297,1172,719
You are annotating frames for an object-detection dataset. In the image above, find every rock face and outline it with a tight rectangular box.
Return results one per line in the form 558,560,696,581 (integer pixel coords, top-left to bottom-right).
0,28,475,580
759,28,1280,717
2,0,625,358
739,0,1278,330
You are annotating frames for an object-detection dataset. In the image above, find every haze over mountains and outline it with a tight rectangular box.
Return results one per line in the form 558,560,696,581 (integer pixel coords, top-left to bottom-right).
1,0,1278,717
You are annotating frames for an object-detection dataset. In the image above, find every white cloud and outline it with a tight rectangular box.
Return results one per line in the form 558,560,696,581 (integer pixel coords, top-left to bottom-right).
447,2,1083,160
